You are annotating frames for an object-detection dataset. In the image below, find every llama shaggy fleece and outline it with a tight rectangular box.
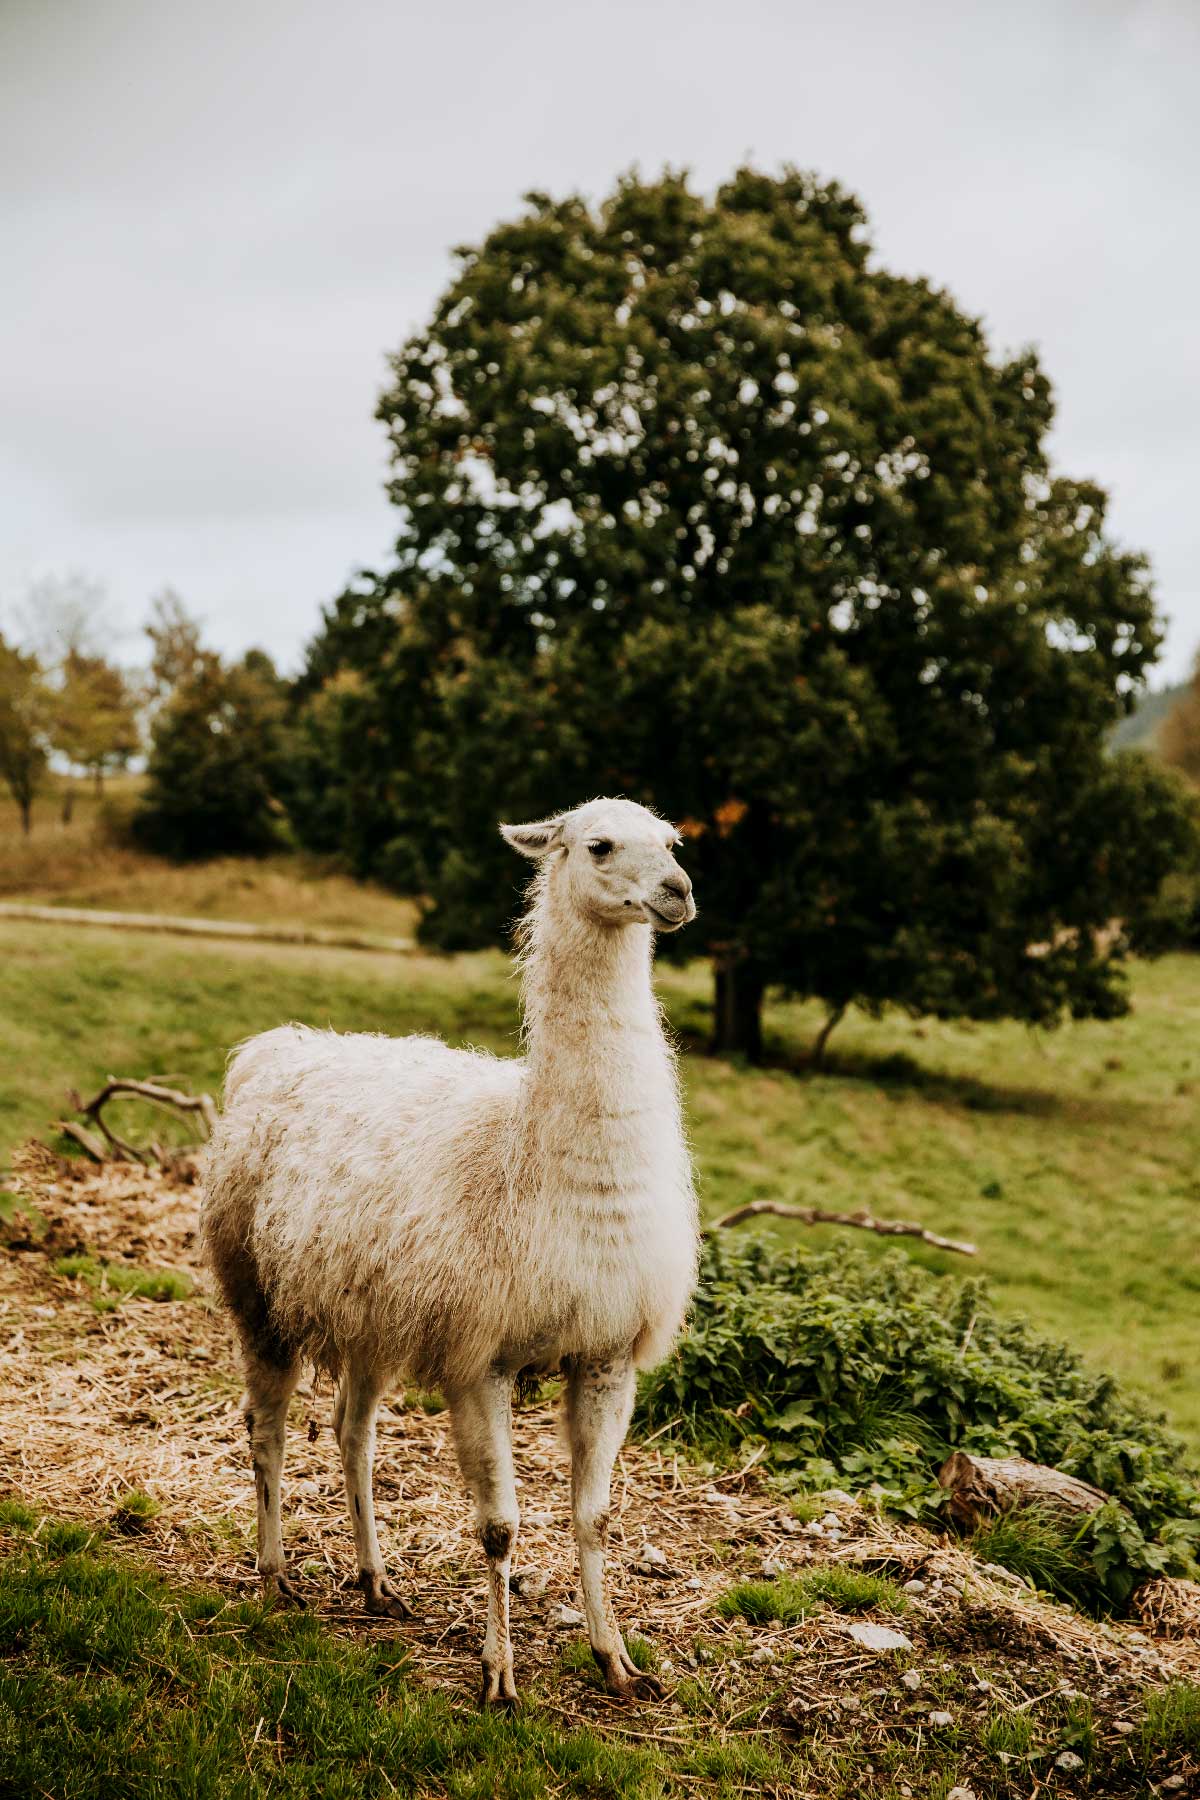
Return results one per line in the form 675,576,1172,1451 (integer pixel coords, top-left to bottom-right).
201,798,700,1400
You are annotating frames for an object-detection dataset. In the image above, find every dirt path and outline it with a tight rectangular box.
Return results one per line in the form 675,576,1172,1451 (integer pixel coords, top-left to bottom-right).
0,900,413,954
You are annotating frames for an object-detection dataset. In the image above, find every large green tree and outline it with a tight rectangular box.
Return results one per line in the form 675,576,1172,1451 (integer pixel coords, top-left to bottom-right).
294,168,1197,1055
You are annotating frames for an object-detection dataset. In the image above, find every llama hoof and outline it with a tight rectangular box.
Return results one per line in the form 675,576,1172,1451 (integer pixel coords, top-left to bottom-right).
358,1571,414,1620
480,1658,519,1709
262,1570,305,1609
595,1648,666,1702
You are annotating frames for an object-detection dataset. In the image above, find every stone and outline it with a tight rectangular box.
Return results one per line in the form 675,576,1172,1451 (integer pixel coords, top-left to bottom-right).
553,1605,585,1629
511,1568,549,1599
1054,1752,1085,1773
686,1576,702,1590
928,1710,954,1727
981,1560,1028,1588
847,1622,913,1652
900,1670,922,1690
523,1511,554,1529
946,1789,976,1800
751,1645,775,1665
1113,1721,1134,1736
761,1556,788,1578
1161,1778,1187,1794
639,1543,667,1566
902,1578,927,1594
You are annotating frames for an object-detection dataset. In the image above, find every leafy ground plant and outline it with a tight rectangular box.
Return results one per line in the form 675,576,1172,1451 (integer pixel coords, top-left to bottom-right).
636,1235,1200,1613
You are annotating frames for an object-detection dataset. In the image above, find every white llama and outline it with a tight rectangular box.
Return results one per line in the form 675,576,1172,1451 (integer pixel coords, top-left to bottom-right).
202,797,698,1705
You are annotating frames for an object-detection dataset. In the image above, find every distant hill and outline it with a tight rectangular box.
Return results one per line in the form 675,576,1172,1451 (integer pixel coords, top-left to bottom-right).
1110,680,1187,751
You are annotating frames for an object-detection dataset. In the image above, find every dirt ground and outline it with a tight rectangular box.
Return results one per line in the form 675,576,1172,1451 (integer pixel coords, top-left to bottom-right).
3,1146,1198,1791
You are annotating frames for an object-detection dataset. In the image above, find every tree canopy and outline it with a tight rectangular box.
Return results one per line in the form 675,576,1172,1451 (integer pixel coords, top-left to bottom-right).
292,167,1197,1054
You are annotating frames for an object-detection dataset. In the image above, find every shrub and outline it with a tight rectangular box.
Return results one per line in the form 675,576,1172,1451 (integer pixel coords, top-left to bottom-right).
636,1235,1200,1612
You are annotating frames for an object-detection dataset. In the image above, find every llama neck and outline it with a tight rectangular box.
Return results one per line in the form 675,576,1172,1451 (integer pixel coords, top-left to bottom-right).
518,871,673,1134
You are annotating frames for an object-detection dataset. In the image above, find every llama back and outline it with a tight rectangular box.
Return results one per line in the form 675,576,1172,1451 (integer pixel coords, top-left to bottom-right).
203,1024,527,1386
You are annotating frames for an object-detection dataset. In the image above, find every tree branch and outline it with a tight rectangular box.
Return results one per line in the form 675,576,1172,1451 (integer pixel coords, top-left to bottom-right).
707,1199,977,1256
62,1077,218,1164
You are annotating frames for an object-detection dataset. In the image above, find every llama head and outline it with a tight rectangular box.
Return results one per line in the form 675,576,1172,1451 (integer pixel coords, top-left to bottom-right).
501,797,696,932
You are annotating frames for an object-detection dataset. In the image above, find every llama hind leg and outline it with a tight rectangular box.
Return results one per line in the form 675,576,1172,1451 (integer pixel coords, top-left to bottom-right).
244,1354,302,1605
334,1366,412,1619
565,1354,664,1701
449,1371,520,1707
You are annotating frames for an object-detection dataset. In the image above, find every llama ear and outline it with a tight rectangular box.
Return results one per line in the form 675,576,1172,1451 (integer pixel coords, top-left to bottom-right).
500,816,565,859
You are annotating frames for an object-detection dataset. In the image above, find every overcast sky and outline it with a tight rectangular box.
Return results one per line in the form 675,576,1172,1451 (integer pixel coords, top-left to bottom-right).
3,0,1197,681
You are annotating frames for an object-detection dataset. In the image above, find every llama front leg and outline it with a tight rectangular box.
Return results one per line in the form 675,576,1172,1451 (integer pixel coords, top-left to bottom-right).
244,1353,302,1605
450,1371,520,1707
565,1354,664,1701
334,1366,412,1619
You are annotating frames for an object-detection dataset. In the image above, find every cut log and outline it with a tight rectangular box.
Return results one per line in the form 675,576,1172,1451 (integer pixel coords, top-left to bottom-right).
938,1453,1109,1531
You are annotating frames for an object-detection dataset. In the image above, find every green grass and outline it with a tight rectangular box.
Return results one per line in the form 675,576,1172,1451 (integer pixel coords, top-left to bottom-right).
0,1520,808,1800
3,915,1200,1446
717,1566,908,1624
969,1509,1091,1605
52,1252,194,1309
1140,1681,1200,1763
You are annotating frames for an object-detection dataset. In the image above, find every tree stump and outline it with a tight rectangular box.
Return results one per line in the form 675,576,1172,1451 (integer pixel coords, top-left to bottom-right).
937,1453,1109,1530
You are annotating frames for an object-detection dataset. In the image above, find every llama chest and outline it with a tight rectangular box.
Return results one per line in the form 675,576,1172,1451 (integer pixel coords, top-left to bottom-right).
494,1127,697,1371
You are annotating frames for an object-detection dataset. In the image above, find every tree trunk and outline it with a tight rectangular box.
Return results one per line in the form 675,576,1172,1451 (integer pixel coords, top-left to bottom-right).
811,1004,846,1068
20,798,32,836
711,959,765,1060
92,765,104,798
938,1453,1108,1531
61,781,75,825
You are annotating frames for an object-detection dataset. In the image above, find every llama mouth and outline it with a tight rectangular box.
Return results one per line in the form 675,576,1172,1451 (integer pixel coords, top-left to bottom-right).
642,901,691,932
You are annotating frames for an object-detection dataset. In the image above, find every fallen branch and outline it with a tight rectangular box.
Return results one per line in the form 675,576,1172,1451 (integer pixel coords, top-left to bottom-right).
707,1199,977,1256
59,1077,218,1165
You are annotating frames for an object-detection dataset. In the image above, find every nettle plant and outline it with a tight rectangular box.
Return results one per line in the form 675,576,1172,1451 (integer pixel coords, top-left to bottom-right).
635,1235,1200,1613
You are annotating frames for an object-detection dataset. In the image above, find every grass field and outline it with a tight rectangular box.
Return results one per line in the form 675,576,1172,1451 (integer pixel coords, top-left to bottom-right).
2,900,1198,1448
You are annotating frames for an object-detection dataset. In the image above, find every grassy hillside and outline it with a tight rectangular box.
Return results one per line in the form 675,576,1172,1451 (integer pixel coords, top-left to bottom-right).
2,913,1197,1447
0,780,418,937
1110,680,1186,751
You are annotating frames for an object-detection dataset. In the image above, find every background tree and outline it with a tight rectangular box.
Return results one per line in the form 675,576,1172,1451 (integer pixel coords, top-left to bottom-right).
295,168,1196,1056
144,589,205,706
134,650,291,860
49,650,140,804
11,572,139,819
0,636,51,834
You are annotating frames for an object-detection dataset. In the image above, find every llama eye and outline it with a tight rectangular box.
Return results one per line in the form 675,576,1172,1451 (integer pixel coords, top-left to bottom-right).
588,840,613,858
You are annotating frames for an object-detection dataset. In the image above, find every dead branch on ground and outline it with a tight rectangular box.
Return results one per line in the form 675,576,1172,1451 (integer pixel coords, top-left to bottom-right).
56,1077,217,1167
708,1198,977,1256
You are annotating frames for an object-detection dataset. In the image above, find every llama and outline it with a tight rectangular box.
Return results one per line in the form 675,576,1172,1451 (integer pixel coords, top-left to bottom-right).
202,797,699,1705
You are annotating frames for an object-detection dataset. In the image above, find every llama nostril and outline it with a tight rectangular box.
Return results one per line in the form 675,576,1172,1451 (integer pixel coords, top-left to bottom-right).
661,874,690,901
